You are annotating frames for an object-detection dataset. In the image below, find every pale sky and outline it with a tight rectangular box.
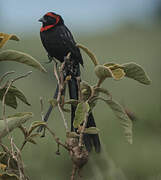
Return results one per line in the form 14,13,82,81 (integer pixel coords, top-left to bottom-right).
1,0,159,34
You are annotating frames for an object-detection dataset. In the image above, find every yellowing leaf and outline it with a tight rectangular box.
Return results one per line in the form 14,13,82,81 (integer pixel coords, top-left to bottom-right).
111,68,125,80
0,36,3,43
104,63,125,80
123,62,151,85
0,33,19,48
0,50,47,73
73,102,89,128
0,163,6,171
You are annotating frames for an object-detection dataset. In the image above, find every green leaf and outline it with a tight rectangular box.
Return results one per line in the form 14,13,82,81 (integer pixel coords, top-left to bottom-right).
88,97,99,110
97,98,133,144
73,102,90,128
0,112,33,139
84,127,100,134
0,152,18,173
10,86,30,106
77,43,99,66
95,65,112,80
0,173,19,180
94,87,111,99
88,87,111,110
106,99,132,144
104,63,125,80
0,32,19,48
80,81,92,101
123,62,151,85
28,121,46,134
0,88,17,109
62,107,70,113
0,50,47,73
0,85,30,109
26,137,37,145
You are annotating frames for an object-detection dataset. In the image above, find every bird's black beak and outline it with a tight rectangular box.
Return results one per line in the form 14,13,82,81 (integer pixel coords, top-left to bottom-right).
38,17,46,23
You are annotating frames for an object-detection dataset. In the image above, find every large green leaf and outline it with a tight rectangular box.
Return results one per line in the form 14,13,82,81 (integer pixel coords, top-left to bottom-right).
94,87,111,98
77,44,99,66
95,65,112,80
98,98,133,144
0,50,47,73
0,112,33,139
0,85,30,109
89,87,111,110
123,62,151,85
73,102,90,128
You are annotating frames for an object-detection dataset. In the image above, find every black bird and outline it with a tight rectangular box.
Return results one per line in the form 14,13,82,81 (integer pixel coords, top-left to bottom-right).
38,12,101,152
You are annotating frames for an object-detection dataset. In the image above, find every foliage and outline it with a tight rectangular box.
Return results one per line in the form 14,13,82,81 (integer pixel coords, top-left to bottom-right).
0,33,151,180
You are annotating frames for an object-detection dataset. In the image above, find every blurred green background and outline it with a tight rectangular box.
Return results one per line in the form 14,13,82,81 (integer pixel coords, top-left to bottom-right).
1,1,161,180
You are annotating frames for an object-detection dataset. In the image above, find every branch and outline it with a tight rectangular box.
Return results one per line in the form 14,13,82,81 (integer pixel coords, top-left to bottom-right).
78,111,89,148
53,59,69,131
45,125,69,151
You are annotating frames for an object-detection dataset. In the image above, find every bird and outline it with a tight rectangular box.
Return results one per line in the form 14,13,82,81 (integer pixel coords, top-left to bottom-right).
38,12,101,152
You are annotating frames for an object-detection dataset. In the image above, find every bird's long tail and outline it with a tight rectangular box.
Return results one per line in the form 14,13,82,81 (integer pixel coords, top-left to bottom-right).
68,77,101,153
37,84,59,133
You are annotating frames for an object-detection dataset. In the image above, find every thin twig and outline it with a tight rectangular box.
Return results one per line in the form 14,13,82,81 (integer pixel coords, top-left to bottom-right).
78,111,89,148
53,61,69,131
20,141,27,152
10,138,27,180
0,71,15,84
71,164,77,180
0,81,9,90
45,125,69,150
12,71,32,83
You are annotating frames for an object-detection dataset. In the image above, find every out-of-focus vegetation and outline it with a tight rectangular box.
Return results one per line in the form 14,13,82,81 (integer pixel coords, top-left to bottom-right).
0,21,161,179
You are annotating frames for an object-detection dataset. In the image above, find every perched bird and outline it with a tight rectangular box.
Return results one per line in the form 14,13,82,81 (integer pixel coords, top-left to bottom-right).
38,12,101,152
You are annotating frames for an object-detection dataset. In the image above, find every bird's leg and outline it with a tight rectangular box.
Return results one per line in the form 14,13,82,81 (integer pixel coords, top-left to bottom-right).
60,84,66,108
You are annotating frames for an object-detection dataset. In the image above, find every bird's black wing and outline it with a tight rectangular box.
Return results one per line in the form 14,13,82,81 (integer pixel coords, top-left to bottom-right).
56,25,83,66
